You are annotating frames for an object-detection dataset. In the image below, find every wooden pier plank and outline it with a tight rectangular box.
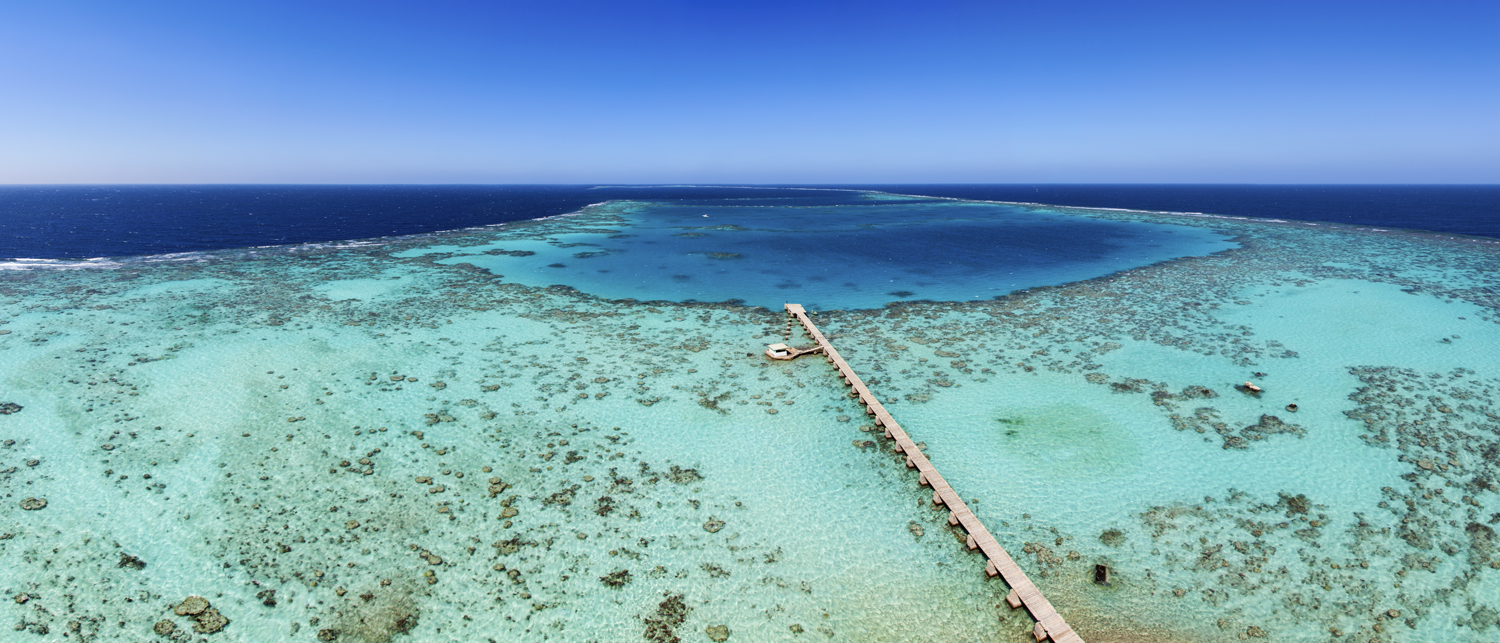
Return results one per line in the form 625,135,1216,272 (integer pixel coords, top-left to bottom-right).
783,304,1084,643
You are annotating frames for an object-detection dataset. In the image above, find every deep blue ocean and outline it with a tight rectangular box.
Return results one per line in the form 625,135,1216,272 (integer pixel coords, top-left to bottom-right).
0,184,1497,259
5,185,1500,639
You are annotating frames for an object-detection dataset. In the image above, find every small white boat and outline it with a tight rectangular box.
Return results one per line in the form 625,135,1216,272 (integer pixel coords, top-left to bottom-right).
765,343,824,361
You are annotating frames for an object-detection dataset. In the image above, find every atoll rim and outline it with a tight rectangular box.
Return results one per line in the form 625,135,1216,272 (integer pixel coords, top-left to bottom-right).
2,192,1499,642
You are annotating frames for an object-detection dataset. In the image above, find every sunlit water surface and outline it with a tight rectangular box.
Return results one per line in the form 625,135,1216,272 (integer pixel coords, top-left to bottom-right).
1,193,1499,643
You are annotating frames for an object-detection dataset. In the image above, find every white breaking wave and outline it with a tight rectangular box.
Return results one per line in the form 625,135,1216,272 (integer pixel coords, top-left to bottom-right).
0,257,125,270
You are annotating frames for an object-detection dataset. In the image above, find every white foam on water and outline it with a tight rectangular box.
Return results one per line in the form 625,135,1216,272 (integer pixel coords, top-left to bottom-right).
1,195,1498,642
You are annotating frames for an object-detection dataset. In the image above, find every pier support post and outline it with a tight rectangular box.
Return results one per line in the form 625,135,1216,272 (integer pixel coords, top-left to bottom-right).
775,303,1085,643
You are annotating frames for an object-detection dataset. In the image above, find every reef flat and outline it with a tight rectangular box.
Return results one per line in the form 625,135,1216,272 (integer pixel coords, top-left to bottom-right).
1,195,1498,642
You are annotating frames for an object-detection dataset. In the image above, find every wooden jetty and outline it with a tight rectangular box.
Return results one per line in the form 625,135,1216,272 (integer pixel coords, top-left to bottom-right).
780,303,1085,643
765,342,825,361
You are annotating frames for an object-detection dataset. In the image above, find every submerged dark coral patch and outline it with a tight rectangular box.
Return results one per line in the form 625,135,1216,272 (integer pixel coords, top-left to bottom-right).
643,593,691,643
3,192,1500,642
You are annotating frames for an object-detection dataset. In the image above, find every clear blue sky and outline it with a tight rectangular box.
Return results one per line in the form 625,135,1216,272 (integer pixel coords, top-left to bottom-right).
2,1,1496,184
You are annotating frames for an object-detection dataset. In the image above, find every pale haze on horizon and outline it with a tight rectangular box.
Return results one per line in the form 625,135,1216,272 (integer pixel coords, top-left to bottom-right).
2,0,1497,185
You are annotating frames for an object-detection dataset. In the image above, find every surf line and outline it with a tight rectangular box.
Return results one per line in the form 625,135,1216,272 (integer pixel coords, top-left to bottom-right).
773,303,1085,643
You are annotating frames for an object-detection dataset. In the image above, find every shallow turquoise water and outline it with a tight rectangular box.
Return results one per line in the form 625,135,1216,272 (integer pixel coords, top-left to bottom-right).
1,195,1499,642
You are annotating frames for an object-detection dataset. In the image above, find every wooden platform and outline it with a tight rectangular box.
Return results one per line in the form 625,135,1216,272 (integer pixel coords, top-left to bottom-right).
781,303,1086,643
765,342,825,361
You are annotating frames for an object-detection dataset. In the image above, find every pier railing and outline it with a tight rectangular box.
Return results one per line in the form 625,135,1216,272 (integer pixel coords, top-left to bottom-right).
781,303,1084,643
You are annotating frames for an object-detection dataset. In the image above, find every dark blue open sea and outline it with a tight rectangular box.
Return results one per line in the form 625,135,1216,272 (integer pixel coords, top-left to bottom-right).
5,184,1500,642
1,185,1497,259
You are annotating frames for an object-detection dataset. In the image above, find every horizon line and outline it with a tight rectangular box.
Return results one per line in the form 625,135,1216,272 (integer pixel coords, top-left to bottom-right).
2,182,1499,188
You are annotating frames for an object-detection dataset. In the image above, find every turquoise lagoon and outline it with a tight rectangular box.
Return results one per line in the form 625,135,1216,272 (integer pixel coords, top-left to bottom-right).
396,197,1236,310
1,194,1499,642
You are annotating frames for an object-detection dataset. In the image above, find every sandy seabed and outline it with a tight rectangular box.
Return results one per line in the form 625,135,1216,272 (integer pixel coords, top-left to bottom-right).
3,197,1500,642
